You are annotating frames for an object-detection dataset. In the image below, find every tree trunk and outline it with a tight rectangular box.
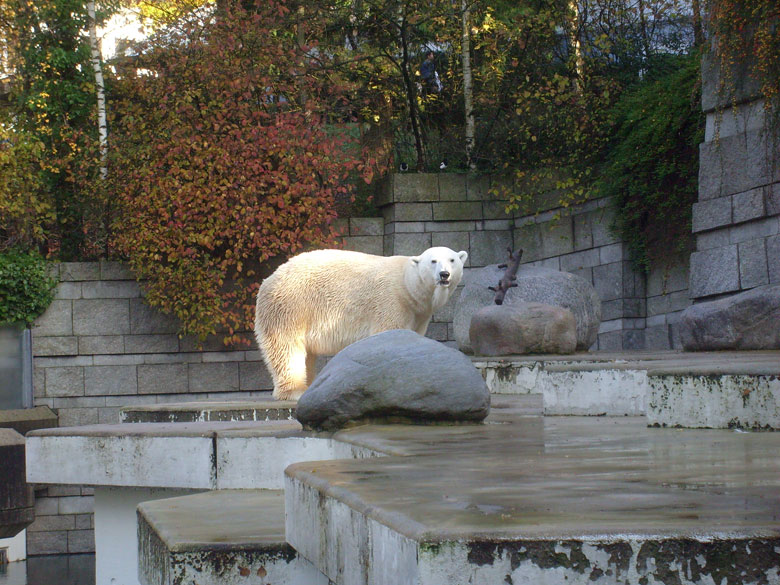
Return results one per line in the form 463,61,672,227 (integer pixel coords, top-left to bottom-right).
691,0,704,48
567,0,584,90
398,14,424,171
637,0,651,65
87,1,107,180
461,0,475,169
297,6,307,111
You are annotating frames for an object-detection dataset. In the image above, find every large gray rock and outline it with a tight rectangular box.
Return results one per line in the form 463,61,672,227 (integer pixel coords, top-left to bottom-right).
470,302,577,356
679,285,780,351
296,330,490,431
454,265,601,353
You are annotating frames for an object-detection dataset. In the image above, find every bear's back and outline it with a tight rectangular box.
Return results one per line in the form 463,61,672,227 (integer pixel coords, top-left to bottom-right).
257,249,409,310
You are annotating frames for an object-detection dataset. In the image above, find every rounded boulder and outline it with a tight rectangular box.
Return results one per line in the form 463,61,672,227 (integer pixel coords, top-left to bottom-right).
469,302,577,356
296,330,490,431
679,284,780,350
454,265,601,353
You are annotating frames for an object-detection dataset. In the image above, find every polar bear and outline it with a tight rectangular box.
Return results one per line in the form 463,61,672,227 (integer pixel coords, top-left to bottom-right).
254,247,468,400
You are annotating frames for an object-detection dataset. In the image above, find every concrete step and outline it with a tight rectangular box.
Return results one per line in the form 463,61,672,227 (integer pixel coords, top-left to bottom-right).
648,368,780,430
475,350,780,426
120,398,296,423
118,351,778,427
138,489,328,585
287,416,780,585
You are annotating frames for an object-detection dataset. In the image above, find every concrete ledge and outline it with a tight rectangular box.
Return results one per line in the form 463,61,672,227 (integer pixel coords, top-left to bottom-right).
26,421,304,489
26,420,382,490
138,490,328,585
648,374,780,429
120,399,295,423
0,406,58,435
474,351,780,417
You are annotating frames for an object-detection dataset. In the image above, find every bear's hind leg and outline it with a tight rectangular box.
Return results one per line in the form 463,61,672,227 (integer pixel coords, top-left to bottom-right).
270,340,309,401
305,353,318,387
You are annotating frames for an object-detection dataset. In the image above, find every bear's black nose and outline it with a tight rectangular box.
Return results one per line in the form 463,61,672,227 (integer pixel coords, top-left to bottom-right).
439,271,450,280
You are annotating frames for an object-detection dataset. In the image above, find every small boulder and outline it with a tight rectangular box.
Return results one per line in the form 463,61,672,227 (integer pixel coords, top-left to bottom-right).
679,285,780,351
454,265,601,353
470,302,577,356
296,330,490,431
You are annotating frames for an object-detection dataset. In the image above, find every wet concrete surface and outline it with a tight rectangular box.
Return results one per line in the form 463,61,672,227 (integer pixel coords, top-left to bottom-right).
472,349,780,375
290,401,780,541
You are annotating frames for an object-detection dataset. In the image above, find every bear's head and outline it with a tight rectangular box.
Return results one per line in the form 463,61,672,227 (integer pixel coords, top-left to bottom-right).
410,246,468,290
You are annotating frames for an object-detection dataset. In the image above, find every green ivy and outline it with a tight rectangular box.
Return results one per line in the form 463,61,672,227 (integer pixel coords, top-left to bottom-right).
596,53,705,273
0,249,57,327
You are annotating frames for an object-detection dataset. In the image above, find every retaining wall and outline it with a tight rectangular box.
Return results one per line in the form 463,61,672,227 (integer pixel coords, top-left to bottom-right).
691,53,780,299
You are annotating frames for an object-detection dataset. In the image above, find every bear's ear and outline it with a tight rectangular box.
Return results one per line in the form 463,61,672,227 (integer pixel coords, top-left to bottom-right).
457,251,468,264
410,255,421,265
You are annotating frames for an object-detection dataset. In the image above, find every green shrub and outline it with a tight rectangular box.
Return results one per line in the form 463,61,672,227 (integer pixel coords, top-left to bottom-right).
0,249,57,327
597,53,705,272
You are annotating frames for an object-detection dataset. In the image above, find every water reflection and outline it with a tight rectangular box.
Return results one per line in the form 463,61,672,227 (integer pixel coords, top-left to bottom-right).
0,555,94,585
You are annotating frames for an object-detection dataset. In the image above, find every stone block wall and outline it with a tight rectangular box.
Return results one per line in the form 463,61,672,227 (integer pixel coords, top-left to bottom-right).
378,173,689,350
645,263,690,349
691,54,780,299
514,199,657,351
31,261,274,427
26,486,94,556
378,173,512,344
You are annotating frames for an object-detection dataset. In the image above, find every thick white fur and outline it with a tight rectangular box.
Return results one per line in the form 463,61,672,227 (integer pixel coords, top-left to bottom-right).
254,247,468,400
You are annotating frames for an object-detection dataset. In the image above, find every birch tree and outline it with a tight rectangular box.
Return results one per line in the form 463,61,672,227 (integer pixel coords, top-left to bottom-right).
87,1,108,180
460,0,475,169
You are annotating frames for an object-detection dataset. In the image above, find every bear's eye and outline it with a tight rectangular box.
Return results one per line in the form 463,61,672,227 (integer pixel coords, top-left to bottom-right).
431,259,437,264
450,258,455,262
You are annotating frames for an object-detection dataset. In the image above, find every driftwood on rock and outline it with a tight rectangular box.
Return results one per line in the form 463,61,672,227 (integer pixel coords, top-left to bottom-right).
488,247,523,305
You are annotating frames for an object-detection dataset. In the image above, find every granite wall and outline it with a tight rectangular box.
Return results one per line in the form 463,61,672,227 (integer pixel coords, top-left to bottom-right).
691,53,780,299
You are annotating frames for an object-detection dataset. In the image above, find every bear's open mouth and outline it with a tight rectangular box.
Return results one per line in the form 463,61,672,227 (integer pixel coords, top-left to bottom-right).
438,278,450,286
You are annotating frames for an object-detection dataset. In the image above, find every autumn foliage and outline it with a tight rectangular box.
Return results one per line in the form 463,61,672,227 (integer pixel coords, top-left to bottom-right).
109,0,372,344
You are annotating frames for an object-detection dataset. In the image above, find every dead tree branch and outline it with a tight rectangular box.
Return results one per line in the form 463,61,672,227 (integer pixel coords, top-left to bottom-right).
488,247,523,305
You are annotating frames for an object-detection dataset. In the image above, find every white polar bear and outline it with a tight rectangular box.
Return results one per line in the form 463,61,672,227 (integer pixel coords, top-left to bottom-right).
254,246,468,400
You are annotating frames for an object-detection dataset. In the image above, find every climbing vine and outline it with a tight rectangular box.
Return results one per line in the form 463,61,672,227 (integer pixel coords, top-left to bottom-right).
598,54,704,273
708,0,780,113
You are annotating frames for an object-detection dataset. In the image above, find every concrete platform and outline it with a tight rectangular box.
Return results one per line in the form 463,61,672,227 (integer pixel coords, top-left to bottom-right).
25,350,780,584
138,490,327,585
287,412,780,585
0,406,58,435
25,420,380,585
